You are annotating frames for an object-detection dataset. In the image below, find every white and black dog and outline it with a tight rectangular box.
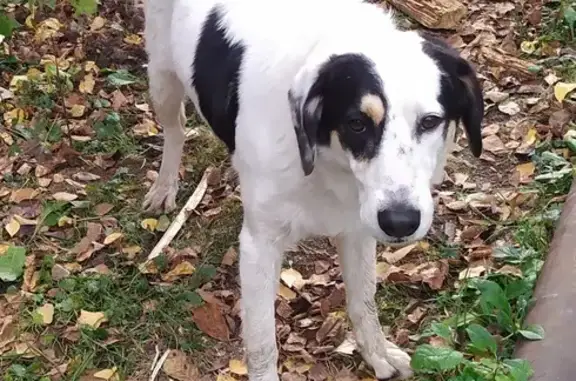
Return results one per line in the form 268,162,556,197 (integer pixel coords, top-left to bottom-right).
141,0,484,379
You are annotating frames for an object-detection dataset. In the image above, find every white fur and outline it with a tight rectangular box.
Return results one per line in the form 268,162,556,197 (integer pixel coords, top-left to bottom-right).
142,0,456,379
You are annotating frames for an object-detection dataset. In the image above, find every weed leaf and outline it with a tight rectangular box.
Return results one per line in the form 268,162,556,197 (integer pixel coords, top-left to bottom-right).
411,344,464,372
466,323,497,355
518,324,545,340
504,359,533,381
0,246,26,282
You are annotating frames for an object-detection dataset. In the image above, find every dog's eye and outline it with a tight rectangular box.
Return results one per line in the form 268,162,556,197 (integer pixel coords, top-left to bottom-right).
420,115,443,131
348,119,366,133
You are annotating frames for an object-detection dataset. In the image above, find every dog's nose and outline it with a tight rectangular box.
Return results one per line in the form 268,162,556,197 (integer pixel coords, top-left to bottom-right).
377,204,421,238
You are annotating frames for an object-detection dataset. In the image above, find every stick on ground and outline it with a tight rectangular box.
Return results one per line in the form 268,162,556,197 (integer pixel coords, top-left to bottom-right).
140,168,211,269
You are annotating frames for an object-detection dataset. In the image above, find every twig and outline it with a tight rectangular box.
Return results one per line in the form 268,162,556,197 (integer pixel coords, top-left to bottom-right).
141,167,211,266
149,349,170,381
150,345,160,371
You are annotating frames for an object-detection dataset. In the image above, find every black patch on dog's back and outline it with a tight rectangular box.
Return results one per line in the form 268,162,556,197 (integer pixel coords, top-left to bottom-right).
307,53,386,160
193,5,245,153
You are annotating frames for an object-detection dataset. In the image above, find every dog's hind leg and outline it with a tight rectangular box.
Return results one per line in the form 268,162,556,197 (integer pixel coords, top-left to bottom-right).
143,65,186,213
335,232,413,380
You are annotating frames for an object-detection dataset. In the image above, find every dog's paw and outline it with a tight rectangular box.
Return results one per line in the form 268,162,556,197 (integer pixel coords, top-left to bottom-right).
363,344,413,380
143,179,178,214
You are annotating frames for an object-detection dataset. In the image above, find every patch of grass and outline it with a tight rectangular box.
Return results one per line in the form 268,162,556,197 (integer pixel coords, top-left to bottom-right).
8,266,213,380
402,145,574,380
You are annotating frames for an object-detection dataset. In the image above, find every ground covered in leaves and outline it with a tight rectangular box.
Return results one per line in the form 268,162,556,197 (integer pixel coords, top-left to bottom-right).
1,0,576,380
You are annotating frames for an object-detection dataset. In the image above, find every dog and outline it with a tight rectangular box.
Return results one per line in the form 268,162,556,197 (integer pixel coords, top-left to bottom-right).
141,0,484,379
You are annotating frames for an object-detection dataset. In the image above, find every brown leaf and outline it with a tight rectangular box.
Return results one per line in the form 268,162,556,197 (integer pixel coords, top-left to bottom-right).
482,135,506,154
10,188,39,203
407,306,426,325
162,350,200,381
418,260,449,290
382,243,417,264
95,203,114,216
191,301,230,341
72,222,103,258
221,247,238,266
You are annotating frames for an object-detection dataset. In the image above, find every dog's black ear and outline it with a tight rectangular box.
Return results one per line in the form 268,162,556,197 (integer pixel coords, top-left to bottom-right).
288,89,323,176
422,34,484,157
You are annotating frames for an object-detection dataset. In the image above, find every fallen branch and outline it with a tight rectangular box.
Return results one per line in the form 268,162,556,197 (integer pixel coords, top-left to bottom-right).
140,167,211,268
385,0,467,30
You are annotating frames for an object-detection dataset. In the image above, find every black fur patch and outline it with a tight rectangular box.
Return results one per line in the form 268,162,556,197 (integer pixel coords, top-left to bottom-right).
306,53,386,160
421,33,484,156
192,5,245,153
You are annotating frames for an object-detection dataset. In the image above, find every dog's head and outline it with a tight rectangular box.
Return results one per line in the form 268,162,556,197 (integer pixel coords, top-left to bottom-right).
289,31,483,245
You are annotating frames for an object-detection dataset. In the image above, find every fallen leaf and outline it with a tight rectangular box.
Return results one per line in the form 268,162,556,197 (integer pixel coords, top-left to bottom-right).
69,104,86,118
77,310,107,328
382,243,416,264
278,283,297,300
229,359,248,376
515,162,535,183
5,217,20,237
496,265,523,277
73,172,101,181
141,218,158,232
103,232,123,245
482,135,506,155
94,367,117,380
162,350,200,381
161,261,195,282
36,303,54,325
79,73,95,94
10,188,39,203
52,192,78,202
90,16,106,31
458,265,487,280
95,203,114,216
281,268,305,290
124,34,142,45
498,100,520,115
554,82,576,102
221,247,238,266
191,301,230,341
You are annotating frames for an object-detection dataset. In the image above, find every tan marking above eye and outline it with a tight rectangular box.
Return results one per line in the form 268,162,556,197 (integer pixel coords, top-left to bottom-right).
359,94,385,125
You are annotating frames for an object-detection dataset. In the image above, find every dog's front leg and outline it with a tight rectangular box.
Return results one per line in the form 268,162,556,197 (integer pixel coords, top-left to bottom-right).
239,223,285,381
335,232,413,380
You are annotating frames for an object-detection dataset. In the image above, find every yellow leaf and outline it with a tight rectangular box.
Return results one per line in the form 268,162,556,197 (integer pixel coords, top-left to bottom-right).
34,18,62,42
525,127,538,146
520,40,537,55
554,82,576,103
85,61,99,73
132,119,159,136
280,268,305,290
140,218,158,232
122,245,142,259
123,33,142,45
9,75,29,91
229,359,248,376
3,108,26,126
79,73,95,94
516,162,535,178
94,367,117,380
78,310,107,328
36,303,54,325
52,192,78,202
25,14,34,29
277,283,297,300
5,217,20,237
58,216,74,227
103,232,123,245
216,375,237,381
26,68,43,80
90,16,106,32
161,261,196,281
69,104,86,118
